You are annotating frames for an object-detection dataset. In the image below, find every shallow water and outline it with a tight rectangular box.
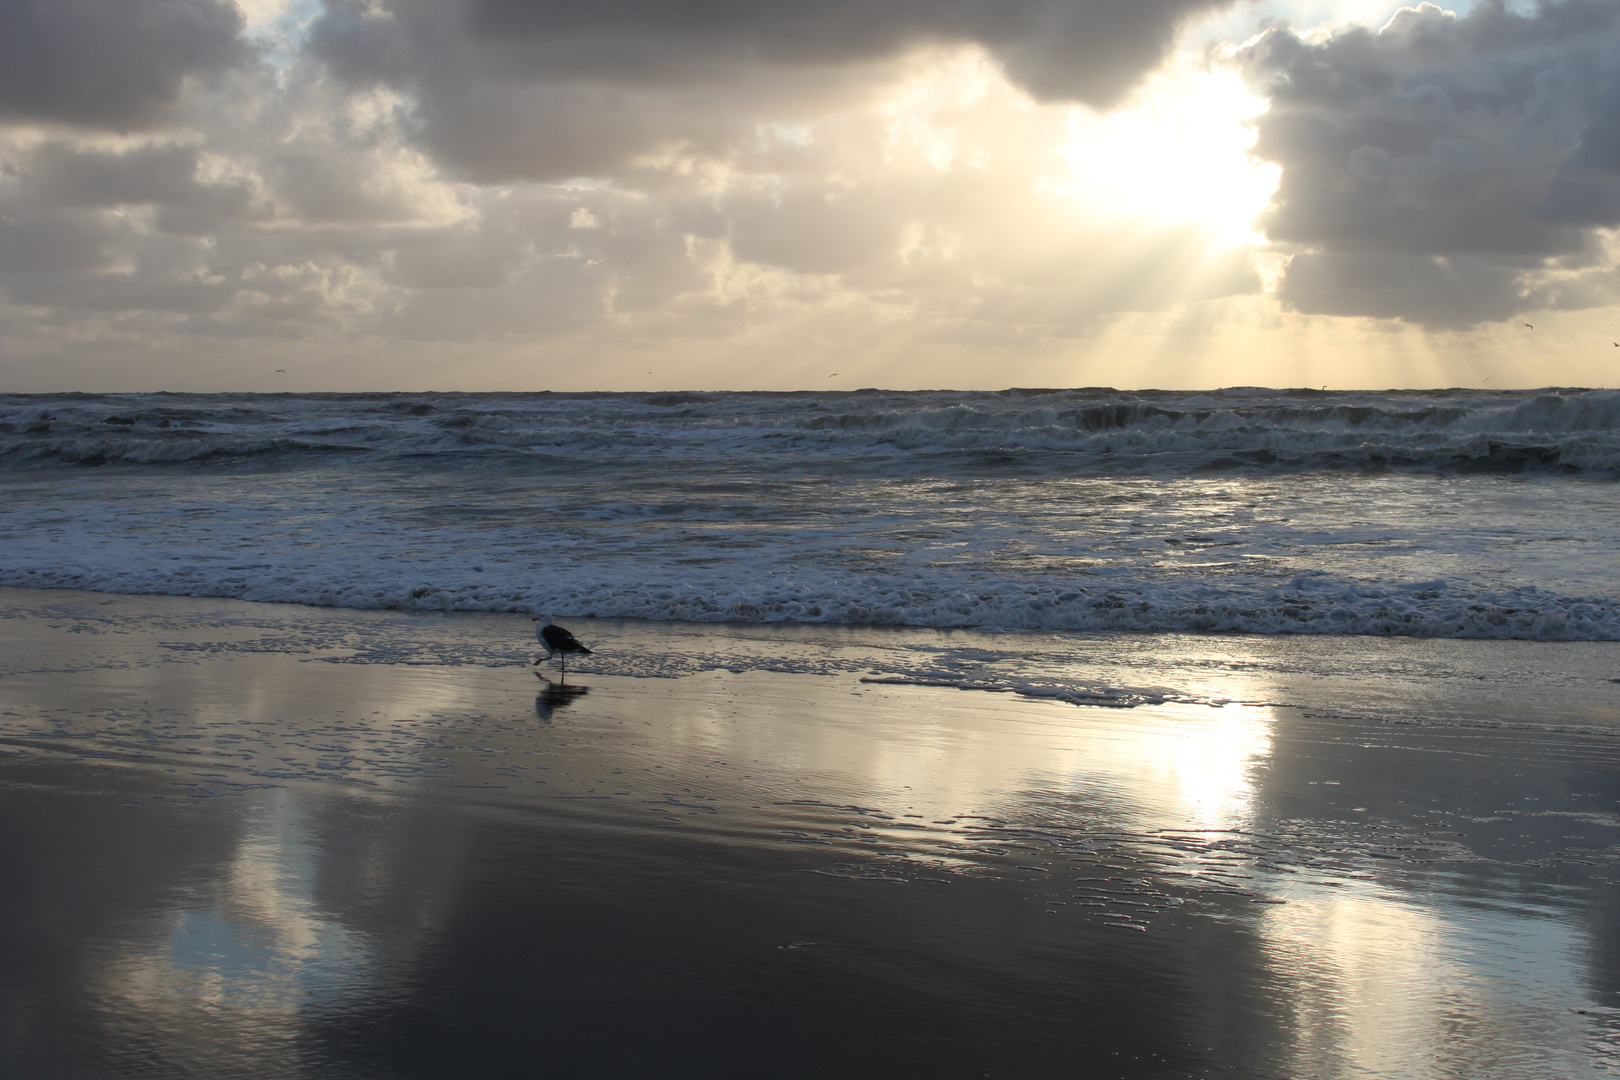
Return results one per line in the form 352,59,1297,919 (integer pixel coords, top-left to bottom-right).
2,590,1617,1078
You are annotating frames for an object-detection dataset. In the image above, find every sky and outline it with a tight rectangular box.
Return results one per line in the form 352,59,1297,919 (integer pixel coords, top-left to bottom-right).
3,0,1620,392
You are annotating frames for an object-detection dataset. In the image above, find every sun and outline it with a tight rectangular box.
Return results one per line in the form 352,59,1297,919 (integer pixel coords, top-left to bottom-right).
1055,54,1280,248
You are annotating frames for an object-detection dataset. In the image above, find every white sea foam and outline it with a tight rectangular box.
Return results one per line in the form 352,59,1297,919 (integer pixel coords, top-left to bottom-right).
1,389,1616,640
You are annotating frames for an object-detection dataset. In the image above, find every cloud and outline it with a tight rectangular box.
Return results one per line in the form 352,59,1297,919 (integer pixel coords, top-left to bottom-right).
0,0,248,130
0,21,1272,374
0,210,113,277
1240,0,1620,327
307,0,1235,182
0,0,1267,380
317,0,1231,99
0,139,261,311
23,142,259,233
40,0,1609,388
1274,250,1523,324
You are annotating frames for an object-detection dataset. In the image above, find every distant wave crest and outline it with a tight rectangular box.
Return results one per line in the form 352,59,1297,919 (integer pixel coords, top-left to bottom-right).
3,387,1618,474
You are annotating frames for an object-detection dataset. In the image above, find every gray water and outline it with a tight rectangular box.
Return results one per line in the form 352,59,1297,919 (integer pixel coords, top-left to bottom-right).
2,388,1618,644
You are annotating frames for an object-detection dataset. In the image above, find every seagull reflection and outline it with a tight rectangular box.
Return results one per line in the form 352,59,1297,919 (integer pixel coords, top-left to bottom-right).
534,674,589,720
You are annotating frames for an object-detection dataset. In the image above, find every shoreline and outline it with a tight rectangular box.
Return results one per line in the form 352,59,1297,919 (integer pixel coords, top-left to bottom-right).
3,584,1615,734
6,566,1618,642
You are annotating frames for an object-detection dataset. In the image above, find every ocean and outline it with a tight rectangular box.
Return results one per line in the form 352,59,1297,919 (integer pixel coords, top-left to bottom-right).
4,386,1615,646
4,388,1619,1078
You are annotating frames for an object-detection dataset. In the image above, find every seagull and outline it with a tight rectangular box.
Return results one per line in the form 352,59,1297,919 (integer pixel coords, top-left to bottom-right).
532,616,592,673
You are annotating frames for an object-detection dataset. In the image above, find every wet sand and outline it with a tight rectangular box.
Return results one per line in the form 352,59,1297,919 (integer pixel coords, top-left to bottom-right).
0,587,1617,1079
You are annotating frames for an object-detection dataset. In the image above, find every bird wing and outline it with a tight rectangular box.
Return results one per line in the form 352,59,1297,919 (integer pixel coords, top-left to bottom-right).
541,624,590,653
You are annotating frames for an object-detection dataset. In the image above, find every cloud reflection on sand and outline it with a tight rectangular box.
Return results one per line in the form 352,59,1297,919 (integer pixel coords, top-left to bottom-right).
76,790,380,1071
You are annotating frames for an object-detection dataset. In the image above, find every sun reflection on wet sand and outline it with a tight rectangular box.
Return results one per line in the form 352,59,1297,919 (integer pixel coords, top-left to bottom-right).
1259,888,1602,1078
1041,700,1274,833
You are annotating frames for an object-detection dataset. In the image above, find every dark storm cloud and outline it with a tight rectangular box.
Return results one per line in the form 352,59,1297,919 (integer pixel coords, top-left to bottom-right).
1275,251,1524,324
1240,0,1620,327
457,0,1218,103
307,0,1234,181
0,0,247,130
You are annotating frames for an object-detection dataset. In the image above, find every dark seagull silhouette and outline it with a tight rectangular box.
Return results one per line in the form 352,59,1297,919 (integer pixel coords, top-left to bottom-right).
532,616,593,673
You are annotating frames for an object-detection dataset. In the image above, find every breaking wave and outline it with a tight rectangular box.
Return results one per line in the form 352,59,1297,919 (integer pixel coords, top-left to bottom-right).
1,388,1616,641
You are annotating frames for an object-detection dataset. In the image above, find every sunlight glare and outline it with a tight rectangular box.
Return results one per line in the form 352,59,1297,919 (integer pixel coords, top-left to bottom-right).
1055,56,1279,247
1128,702,1274,831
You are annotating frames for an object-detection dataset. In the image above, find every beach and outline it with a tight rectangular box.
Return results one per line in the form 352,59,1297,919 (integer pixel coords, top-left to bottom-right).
2,586,1616,1078
8,0,1620,1069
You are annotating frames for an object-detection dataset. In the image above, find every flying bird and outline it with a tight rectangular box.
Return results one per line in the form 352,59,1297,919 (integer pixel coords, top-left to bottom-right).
532,616,592,673
275,368,286,373
1524,323,1534,329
